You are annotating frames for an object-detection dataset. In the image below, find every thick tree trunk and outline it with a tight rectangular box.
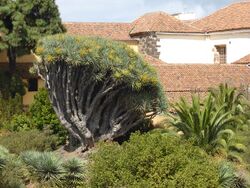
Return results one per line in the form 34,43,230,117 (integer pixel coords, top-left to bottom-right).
7,47,16,73
37,62,156,151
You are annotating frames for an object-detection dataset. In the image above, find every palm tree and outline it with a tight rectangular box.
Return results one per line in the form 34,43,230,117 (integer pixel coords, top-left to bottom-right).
209,84,246,130
171,94,240,153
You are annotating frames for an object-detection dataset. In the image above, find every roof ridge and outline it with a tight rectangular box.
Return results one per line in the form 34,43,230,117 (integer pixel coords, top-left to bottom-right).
64,22,131,24
194,0,250,24
130,11,200,35
130,11,171,34
166,12,202,31
192,0,250,32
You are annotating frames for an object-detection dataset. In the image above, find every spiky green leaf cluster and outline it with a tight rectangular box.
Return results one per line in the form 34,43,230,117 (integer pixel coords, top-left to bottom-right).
35,34,167,112
21,151,63,184
171,84,249,162
20,151,85,187
171,95,240,153
36,34,161,91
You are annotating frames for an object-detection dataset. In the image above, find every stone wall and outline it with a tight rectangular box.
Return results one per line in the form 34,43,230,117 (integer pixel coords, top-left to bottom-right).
137,32,160,58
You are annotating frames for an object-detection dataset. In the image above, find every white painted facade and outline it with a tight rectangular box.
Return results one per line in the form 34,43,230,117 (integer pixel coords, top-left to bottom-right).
157,30,250,64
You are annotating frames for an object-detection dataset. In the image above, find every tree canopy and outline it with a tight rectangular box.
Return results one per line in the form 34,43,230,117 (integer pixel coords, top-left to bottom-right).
0,0,65,72
34,34,166,150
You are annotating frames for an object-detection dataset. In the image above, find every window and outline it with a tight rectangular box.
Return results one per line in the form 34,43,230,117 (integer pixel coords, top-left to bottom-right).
28,78,38,92
215,45,227,64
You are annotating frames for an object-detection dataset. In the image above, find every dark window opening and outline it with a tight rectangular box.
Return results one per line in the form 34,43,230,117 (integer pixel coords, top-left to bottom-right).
28,78,38,92
215,45,227,64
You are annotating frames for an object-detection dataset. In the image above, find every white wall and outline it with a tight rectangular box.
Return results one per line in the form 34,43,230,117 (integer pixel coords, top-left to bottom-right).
209,32,250,64
158,34,213,64
157,31,250,64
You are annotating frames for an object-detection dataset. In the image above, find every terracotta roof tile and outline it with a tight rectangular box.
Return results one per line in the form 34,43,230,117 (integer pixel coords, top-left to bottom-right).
130,11,201,35
64,22,133,41
233,53,250,64
192,1,250,32
143,54,167,66
152,63,250,93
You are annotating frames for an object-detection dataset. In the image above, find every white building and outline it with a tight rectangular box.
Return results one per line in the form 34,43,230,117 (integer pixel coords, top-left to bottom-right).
65,1,250,65
128,1,250,64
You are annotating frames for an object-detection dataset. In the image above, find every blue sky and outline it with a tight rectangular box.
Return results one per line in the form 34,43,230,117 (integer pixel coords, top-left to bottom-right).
55,0,238,22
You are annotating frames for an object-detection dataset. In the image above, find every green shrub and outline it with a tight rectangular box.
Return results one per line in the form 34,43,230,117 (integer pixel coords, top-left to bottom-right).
87,132,220,188
0,145,9,170
29,88,67,143
0,129,59,154
0,146,28,188
0,95,23,128
6,114,35,132
171,94,245,159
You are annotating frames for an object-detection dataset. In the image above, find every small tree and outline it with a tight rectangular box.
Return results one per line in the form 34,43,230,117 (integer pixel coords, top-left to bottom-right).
171,94,244,157
34,35,166,150
0,0,65,73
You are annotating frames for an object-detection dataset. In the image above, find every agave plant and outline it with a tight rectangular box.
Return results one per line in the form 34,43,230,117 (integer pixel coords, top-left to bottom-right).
171,94,240,153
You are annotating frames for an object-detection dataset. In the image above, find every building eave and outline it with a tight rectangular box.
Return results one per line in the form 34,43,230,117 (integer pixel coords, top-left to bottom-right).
156,29,250,37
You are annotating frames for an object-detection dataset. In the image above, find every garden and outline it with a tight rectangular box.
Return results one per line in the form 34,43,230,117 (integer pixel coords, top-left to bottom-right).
0,34,250,187
0,0,250,187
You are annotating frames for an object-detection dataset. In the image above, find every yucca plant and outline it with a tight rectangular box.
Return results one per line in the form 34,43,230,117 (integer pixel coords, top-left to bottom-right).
62,158,85,187
171,94,240,153
20,151,64,186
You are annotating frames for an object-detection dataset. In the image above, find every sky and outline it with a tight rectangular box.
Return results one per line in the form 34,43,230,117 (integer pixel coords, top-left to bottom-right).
55,0,239,22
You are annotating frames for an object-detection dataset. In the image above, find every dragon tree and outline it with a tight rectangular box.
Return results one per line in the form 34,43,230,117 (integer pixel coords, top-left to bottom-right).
34,35,166,150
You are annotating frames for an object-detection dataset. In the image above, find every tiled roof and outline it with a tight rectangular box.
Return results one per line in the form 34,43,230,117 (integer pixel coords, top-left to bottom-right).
233,54,250,64
64,2,250,39
64,22,133,41
192,1,250,32
152,64,250,102
143,54,167,66
130,11,201,35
